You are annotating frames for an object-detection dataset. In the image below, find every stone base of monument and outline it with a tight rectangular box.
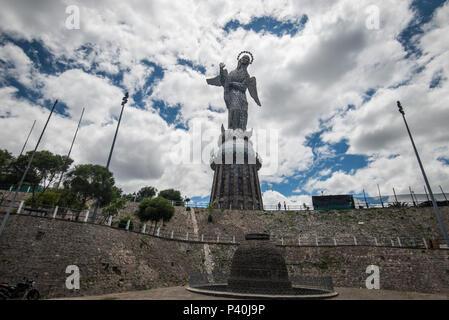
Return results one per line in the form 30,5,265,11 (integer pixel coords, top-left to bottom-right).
186,234,338,299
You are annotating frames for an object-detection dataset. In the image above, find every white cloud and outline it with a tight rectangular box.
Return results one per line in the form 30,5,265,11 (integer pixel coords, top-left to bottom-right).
1,0,448,202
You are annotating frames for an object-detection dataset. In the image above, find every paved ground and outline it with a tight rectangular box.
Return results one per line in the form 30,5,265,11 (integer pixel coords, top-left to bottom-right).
53,286,449,300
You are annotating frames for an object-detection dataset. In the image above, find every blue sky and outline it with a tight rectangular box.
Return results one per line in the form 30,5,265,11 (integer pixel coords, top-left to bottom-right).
1,0,448,205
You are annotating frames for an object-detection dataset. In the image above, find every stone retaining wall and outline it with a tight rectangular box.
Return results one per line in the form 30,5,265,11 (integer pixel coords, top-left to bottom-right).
1,213,448,298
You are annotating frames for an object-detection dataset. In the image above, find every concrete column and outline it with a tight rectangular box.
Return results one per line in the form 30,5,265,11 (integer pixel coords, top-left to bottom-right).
142,224,146,234
171,230,174,239
254,166,263,209
210,166,218,202
214,165,223,204
217,235,220,243
353,236,358,246
17,201,24,214
156,227,160,237
248,165,257,208
186,232,189,240
233,165,238,209
53,206,58,219
84,210,89,223
107,215,112,226
125,219,130,230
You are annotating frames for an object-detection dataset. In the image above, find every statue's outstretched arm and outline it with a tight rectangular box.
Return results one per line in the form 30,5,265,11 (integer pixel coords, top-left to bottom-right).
206,63,227,87
247,77,261,106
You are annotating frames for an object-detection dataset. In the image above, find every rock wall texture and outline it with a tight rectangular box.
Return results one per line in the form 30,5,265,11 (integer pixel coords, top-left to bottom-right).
1,206,449,298
0,214,206,298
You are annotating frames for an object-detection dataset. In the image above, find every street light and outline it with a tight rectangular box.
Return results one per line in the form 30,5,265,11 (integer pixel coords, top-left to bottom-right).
397,101,449,246
91,92,129,223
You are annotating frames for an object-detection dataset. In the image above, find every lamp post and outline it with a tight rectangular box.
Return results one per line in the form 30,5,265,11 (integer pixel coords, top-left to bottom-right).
91,93,128,223
397,101,449,246
19,120,36,157
56,107,85,189
106,92,128,169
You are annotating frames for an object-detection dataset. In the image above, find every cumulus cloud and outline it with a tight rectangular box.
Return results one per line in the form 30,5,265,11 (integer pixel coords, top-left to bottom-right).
0,0,448,204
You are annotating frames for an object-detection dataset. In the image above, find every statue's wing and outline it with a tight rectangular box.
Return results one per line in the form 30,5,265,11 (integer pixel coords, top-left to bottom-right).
206,75,222,86
247,77,261,106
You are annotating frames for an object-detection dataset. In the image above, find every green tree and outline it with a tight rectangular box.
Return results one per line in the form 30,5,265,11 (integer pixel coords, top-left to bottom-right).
102,197,127,218
63,164,115,208
137,186,157,200
158,188,183,204
0,149,15,185
57,188,86,211
25,190,61,209
135,196,174,233
9,151,73,201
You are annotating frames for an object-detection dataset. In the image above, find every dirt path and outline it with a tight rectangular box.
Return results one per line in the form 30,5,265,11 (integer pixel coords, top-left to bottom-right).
189,208,214,274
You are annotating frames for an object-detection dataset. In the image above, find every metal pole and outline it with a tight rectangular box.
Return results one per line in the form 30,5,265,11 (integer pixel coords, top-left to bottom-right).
0,100,58,236
91,93,128,223
106,92,128,169
412,191,419,206
19,120,36,157
409,186,416,207
440,185,448,205
397,101,449,246
393,187,398,204
424,185,430,202
56,107,84,189
363,189,369,208
377,184,384,208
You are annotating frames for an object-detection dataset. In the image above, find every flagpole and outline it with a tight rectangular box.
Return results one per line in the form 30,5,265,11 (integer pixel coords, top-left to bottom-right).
397,101,449,246
56,107,85,189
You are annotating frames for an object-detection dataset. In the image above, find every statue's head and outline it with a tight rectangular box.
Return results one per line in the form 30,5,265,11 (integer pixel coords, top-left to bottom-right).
239,55,251,65
237,51,254,68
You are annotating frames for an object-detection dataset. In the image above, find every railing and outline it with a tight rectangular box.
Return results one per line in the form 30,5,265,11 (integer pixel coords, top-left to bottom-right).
189,273,335,292
172,192,449,211
1,200,447,249
272,235,447,249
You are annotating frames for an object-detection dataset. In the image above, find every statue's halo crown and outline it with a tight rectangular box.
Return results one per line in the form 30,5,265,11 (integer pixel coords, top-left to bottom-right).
237,51,254,64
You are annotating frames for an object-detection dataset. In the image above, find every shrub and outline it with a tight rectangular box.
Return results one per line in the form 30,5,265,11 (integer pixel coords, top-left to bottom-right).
135,196,174,232
25,191,61,208
207,214,213,223
118,215,134,230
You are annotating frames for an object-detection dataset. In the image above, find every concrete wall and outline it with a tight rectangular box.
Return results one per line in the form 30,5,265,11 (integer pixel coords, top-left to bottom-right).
1,209,449,298
0,214,206,298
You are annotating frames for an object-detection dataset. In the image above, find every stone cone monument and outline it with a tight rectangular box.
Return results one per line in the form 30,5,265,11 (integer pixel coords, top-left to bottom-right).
227,233,292,294
207,51,263,210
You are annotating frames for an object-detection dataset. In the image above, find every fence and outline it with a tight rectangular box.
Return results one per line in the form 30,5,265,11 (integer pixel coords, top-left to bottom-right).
177,192,449,211
1,199,447,249
188,273,335,292
0,184,43,193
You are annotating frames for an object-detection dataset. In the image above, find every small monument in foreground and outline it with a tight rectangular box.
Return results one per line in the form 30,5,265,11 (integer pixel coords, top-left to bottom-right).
207,51,263,210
